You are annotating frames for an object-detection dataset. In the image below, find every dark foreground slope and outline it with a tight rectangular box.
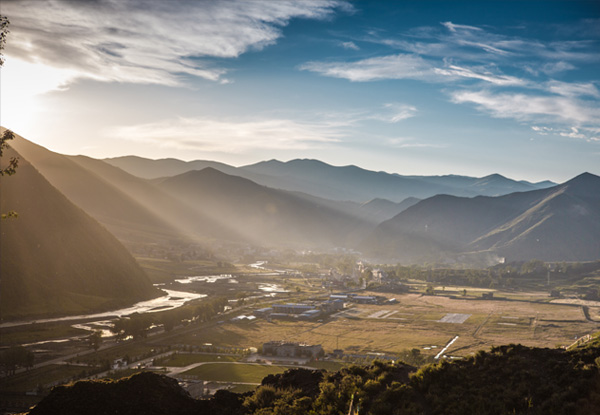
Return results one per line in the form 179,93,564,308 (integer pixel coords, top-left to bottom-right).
0,148,159,320
28,342,600,415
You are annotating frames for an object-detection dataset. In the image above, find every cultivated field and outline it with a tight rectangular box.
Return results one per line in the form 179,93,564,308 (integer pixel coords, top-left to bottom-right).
181,363,290,383
157,291,599,358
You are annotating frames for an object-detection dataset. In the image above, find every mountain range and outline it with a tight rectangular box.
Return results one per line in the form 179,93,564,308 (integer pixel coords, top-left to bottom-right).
364,173,600,263
106,156,555,203
3,131,599,295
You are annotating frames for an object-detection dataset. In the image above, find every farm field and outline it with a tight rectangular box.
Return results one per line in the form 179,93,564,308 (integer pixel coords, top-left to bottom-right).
181,363,291,383
157,291,599,358
155,352,240,367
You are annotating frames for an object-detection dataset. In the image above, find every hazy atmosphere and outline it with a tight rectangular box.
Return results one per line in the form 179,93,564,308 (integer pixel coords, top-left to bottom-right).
2,0,599,182
1,2,599,414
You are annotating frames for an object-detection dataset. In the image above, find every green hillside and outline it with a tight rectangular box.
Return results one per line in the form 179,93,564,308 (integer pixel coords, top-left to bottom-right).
0,147,159,320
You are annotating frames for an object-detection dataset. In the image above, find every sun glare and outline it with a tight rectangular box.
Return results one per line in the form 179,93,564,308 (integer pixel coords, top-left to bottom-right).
0,58,75,132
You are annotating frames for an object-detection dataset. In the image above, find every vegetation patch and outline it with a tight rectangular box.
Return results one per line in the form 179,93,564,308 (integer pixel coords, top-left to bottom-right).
154,353,239,367
181,363,291,383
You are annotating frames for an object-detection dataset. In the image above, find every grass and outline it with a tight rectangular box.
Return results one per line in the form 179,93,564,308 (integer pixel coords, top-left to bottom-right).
0,323,88,347
0,365,87,392
308,360,348,372
70,341,162,365
155,352,240,366
182,363,291,383
136,257,236,283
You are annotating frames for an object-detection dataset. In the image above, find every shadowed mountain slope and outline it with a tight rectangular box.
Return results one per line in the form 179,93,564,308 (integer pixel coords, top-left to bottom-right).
157,168,372,249
364,173,600,262
0,148,159,320
9,135,244,254
8,136,182,246
470,173,600,261
68,155,244,243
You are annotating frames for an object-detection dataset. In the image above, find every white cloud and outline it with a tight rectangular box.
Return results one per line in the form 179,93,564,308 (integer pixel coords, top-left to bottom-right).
531,126,553,135
2,0,350,87
341,41,360,50
441,22,483,33
545,80,600,98
451,90,600,126
434,65,526,86
300,54,435,81
109,116,346,153
559,127,586,139
387,137,446,148
378,103,418,123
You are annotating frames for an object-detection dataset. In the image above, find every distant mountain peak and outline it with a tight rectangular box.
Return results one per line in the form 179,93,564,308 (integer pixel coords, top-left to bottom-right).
561,172,600,196
567,172,599,182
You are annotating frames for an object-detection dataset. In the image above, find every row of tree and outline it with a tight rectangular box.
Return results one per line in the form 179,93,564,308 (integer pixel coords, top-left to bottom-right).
0,346,34,375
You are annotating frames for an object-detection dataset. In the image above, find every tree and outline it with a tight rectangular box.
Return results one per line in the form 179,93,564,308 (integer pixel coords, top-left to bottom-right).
1,129,19,219
0,346,34,375
425,284,435,295
0,14,9,67
88,330,102,352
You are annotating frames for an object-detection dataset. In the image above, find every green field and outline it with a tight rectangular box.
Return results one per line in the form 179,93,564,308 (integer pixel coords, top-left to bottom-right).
155,353,240,366
181,363,291,383
0,364,87,393
0,323,88,347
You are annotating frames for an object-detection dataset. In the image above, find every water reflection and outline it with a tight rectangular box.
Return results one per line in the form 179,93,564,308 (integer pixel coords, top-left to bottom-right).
0,289,206,328
175,274,235,284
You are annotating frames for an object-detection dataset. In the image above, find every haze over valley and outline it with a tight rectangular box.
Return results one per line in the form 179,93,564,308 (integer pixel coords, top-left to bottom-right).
1,1,599,414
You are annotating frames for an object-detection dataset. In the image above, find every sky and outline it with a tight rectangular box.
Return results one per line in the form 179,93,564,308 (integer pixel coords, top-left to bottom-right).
1,0,599,183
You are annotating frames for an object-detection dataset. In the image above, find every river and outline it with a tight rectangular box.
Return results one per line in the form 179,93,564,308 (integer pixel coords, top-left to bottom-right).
0,289,206,329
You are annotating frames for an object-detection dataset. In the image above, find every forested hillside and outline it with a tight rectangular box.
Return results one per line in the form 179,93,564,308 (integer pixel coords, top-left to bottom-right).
27,341,600,415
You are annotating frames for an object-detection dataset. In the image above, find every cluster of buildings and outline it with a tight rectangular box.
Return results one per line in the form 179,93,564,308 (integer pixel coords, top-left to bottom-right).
252,293,392,321
253,298,345,321
329,293,388,304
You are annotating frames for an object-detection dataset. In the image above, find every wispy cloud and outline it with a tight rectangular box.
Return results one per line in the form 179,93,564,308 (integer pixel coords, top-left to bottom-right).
300,54,435,82
110,116,347,153
377,103,418,123
340,41,360,50
3,0,351,87
303,20,600,137
387,137,446,149
545,80,600,98
451,90,600,126
110,101,419,153
434,65,527,86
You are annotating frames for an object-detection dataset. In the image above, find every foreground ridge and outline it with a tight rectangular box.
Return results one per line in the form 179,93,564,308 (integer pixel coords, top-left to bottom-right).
27,340,600,415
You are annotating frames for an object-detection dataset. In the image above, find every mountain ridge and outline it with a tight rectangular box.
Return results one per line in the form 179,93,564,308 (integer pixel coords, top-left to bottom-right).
105,156,556,203
364,172,600,263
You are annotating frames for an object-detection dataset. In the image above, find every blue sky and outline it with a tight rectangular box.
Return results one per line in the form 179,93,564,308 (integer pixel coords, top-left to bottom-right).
1,0,599,182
